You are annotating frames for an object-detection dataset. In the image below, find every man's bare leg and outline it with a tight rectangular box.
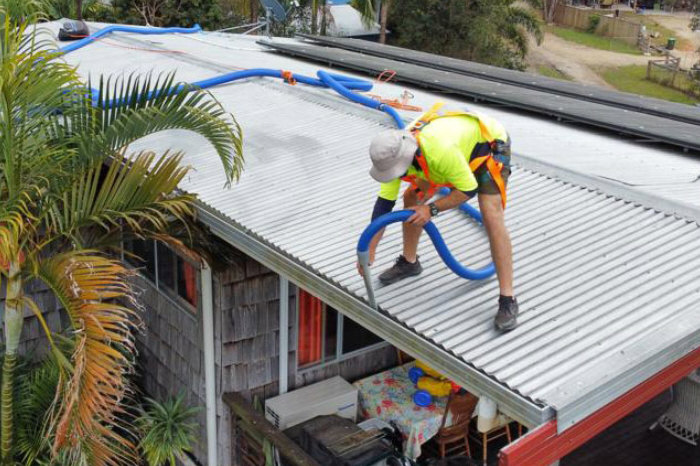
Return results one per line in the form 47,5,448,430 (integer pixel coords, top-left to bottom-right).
479,193,518,330
478,193,514,296
377,186,427,285
402,188,422,263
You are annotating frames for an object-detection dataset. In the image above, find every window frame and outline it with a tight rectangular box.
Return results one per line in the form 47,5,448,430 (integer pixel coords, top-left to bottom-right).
295,289,389,373
122,238,200,317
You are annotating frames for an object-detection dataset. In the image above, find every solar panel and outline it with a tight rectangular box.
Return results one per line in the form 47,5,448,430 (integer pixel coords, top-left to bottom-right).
260,40,700,153
260,0,288,22
298,34,700,126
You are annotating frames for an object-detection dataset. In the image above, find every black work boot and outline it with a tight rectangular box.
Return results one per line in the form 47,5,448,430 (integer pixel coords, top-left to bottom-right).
494,295,519,331
378,255,423,285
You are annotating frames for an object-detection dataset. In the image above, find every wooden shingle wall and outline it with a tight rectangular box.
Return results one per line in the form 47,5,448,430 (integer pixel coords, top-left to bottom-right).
135,276,209,464
0,279,68,358
214,246,397,466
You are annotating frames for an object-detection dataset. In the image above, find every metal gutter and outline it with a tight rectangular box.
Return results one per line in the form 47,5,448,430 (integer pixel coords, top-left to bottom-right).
499,343,700,465
201,263,219,465
196,203,553,428
279,276,289,395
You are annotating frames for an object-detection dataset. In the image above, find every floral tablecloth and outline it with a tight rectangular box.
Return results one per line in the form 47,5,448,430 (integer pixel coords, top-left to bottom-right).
353,363,449,459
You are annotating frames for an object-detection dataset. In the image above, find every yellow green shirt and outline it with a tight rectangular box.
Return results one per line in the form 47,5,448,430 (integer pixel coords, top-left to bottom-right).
378,114,507,201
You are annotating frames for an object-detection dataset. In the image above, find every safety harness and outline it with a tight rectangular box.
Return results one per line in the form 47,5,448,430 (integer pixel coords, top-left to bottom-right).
400,102,509,209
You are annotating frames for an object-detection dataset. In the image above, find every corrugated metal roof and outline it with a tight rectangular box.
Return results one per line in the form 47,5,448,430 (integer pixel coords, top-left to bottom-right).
52,23,700,431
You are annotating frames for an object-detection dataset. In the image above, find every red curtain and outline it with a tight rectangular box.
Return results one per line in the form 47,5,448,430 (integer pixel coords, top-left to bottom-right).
298,290,323,366
183,261,198,307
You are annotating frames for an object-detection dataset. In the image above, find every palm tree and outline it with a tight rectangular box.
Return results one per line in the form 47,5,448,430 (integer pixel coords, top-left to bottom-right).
0,6,243,464
351,0,385,43
311,0,327,35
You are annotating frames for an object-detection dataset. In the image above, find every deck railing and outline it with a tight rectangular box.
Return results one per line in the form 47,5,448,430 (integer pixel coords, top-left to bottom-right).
223,392,320,466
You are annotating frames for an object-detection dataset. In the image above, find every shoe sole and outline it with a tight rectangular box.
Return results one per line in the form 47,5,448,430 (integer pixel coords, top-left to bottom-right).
378,269,423,286
495,320,517,332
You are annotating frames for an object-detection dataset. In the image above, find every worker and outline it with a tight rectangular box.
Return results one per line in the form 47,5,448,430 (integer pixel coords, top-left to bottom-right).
359,107,518,331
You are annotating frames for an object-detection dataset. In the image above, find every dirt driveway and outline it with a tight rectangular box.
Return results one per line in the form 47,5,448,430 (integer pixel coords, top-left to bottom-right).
527,32,649,88
527,13,700,88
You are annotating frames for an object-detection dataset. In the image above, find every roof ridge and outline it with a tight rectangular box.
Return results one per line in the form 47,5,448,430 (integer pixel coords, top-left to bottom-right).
516,154,700,224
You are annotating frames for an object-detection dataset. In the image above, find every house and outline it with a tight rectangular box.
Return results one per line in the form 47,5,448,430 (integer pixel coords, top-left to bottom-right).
38,21,700,466
325,4,381,38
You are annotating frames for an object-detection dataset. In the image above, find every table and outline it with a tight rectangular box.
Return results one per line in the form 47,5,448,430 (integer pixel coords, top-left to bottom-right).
354,363,450,459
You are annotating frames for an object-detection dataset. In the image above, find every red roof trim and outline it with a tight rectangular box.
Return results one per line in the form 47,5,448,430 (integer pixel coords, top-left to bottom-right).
499,344,700,466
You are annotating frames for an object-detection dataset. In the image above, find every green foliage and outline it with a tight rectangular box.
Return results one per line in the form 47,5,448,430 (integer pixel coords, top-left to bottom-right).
14,359,58,465
102,0,225,29
387,0,543,70
350,0,375,28
44,0,104,20
0,0,49,20
138,395,200,466
0,2,243,462
587,13,601,33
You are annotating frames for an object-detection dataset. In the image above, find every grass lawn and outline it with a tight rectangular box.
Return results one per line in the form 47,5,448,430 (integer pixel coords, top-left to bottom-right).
546,25,642,55
535,64,573,81
600,65,699,105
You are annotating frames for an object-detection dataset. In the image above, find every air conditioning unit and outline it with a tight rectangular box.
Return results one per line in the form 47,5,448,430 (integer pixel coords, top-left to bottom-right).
265,376,358,430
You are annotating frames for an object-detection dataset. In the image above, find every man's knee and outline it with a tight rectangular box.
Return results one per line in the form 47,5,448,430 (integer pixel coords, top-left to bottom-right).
403,188,418,207
479,194,505,223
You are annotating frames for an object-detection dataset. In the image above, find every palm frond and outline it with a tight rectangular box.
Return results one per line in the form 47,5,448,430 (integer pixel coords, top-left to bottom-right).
35,251,140,466
0,15,83,201
14,358,61,465
74,73,244,186
507,5,543,46
45,150,195,248
350,0,375,28
0,0,50,22
138,395,200,466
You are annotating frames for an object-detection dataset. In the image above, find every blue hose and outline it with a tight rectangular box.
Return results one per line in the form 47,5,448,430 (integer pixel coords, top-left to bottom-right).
97,69,374,108
317,70,405,129
357,211,495,280
59,24,203,55
356,207,496,308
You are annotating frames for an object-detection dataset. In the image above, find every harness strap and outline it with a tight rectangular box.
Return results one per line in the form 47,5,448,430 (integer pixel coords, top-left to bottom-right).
405,102,507,207
469,155,507,209
401,146,453,201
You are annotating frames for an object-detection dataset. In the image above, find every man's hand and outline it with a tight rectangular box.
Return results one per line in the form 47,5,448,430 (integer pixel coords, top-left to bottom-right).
407,205,432,227
356,260,366,277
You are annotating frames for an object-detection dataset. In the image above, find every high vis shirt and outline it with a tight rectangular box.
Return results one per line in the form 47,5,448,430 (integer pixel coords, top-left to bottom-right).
378,114,508,202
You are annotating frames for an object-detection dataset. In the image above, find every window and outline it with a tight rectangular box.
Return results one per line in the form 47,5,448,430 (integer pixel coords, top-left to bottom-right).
297,289,384,368
123,239,199,311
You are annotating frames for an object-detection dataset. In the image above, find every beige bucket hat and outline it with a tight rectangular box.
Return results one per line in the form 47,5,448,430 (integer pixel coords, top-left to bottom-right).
368,130,418,183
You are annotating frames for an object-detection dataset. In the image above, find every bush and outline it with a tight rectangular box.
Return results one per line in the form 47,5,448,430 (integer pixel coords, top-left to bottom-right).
587,13,601,33
138,395,200,466
387,0,543,70
105,0,226,29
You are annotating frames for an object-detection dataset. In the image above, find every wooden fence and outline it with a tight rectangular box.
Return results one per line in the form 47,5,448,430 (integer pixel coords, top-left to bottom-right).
554,5,643,45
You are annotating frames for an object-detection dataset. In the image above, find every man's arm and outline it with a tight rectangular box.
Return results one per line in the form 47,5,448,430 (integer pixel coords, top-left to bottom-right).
407,189,474,226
